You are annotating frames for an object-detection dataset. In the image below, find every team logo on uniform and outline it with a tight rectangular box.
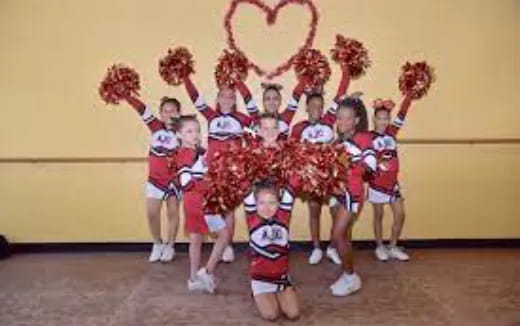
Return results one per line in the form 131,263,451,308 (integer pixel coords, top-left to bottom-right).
209,117,242,137
303,125,333,143
157,134,172,144
309,129,324,139
375,136,396,150
216,119,232,130
251,223,288,247
261,226,284,241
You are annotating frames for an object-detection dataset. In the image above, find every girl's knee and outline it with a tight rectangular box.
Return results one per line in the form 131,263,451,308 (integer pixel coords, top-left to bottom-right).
393,209,405,222
216,227,230,240
284,307,300,321
332,222,347,241
260,308,280,322
166,211,179,221
398,212,406,221
332,228,344,243
147,210,161,220
189,233,203,244
373,208,384,220
310,213,321,220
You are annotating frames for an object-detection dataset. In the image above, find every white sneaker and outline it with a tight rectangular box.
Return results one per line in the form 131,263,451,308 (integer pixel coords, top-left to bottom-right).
160,244,176,262
308,248,324,265
149,243,165,263
221,245,235,263
387,246,410,261
187,277,206,292
196,268,216,294
330,272,362,296
326,246,341,265
374,245,390,262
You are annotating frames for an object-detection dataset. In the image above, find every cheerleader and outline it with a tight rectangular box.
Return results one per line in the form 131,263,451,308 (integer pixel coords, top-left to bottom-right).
173,115,229,293
235,78,308,139
290,68,351,266
369,95,413,261
330,95,376,296
183,76,253,263
123,95,181,263
243,177,300,321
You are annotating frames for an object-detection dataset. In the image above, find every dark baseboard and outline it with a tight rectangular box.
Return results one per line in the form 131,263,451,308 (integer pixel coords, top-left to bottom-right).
8,239,520,254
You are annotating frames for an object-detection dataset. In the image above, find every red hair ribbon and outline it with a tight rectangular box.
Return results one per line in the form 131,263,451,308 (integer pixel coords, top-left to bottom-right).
373,98,395,111
261,82,283,91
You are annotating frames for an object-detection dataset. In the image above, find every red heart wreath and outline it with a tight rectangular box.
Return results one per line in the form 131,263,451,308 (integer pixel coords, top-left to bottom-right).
224,0,319,79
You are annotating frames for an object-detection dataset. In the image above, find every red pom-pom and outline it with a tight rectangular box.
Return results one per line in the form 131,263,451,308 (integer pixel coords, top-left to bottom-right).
204,144,253,214
204,140,352,211
293,48,331,89
159,47,195,86
98,64,140,105
282,141,350,200
330,35,371,79
398,61,435,100
249,144,286,189
215,49,249,89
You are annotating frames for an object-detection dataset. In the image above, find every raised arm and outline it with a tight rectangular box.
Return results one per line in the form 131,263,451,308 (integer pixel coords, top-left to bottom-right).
335,66,351,100
124,95,163,132
278,78,307,125
235,80,259,118
183,76,217,121
387,94,413,137
322,68,352,126
279,175,299,212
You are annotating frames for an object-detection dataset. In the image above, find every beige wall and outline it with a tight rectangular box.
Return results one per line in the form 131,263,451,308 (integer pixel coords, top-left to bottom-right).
0,0,518,242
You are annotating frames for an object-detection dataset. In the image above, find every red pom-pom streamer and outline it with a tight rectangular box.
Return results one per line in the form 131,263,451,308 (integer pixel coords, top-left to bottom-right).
203,140,352,212
398,61,435,100
248,144,286,190
330,35,371,79
204,144,253,214
215,49,249,89
281,141,350,200
293,48,331,89
159,47,195,86
204,141,286,213
98,64,140,105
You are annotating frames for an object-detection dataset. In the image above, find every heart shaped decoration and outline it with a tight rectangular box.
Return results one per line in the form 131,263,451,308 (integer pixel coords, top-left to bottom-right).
224,0,319,79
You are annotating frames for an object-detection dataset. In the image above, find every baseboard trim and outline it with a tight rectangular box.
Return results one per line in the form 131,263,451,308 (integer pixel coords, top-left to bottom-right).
9,239,520,254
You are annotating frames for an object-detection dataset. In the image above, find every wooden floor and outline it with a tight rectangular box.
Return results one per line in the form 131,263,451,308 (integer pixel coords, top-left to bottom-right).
0,248,519,326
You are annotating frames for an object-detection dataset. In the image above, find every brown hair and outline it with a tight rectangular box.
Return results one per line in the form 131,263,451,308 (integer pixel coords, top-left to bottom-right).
261,82,283,99
159,97,181,112
338,96,369,133
253,179,279,200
